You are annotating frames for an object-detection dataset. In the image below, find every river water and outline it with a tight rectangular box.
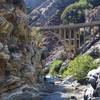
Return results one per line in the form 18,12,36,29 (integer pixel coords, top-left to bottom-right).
42,81,86,100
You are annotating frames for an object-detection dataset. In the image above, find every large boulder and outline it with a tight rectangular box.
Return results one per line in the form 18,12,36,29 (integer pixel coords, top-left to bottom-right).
85,67,100,99
84,85,94,100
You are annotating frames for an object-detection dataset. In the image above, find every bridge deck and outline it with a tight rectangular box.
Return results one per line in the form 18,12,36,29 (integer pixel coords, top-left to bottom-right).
36,21,100,30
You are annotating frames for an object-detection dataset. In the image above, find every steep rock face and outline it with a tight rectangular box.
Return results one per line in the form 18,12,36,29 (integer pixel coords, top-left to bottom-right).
28,0,76,65
83,34,100,99
0,1,43,99
29,0,76,26
24,0,47,13
86,6,100,22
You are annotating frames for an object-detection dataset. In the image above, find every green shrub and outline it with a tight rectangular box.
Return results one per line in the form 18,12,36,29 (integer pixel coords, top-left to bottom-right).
49,60,63,76
62,54,97,80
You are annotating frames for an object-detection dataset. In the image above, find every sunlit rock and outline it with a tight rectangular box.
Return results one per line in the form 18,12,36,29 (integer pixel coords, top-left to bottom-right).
84,85,94,100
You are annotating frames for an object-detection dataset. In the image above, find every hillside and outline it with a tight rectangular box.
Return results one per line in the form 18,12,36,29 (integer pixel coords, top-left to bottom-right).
28,0,76,26
28,0,100,99
28,0,100,25
24,0,47,13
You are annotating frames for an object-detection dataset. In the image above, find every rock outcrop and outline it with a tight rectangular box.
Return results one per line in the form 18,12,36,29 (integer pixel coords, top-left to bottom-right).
83,37,100,99
0,0,43,99
84,67,100,99
86,6,100,22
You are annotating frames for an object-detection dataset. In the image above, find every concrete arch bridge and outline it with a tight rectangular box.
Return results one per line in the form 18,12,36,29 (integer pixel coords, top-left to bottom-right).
35,21,100,59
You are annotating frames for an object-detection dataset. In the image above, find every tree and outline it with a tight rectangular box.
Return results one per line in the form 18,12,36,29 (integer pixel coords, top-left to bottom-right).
61,0,89,24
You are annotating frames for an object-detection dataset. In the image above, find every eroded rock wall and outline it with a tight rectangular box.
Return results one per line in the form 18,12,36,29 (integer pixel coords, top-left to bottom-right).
0,0,43,99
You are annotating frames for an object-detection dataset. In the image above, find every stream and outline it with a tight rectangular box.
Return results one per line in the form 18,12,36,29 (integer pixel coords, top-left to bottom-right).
41,80,86,100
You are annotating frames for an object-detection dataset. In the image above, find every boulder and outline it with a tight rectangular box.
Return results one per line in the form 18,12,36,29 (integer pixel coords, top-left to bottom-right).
86,67,100,98
87,69,98,78
90,47,100,58
84,85,94,100
95,78,100,97
87,68,100,89
41,47,49,59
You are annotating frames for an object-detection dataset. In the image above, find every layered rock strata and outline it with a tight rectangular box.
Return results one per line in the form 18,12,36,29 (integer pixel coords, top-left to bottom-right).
0,0,43,99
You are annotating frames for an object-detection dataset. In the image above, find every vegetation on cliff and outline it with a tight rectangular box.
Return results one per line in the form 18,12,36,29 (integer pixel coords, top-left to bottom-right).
49,60,63,76
62,54,98,80
61,0,100,24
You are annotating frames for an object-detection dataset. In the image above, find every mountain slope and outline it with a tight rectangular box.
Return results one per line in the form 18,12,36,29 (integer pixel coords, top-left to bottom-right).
29,0,76,26
24,0,46,8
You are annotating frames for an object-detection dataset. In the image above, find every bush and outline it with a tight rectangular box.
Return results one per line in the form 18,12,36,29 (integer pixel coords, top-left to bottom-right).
49,60,63,76
62,54,97,80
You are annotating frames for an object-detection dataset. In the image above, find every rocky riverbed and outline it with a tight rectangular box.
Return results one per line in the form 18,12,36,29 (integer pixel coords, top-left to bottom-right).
39,78,87,100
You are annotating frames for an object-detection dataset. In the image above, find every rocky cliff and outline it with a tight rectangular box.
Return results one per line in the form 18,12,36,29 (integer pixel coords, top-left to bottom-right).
29,0,76,26
0,0,43,100
86,6,100,22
